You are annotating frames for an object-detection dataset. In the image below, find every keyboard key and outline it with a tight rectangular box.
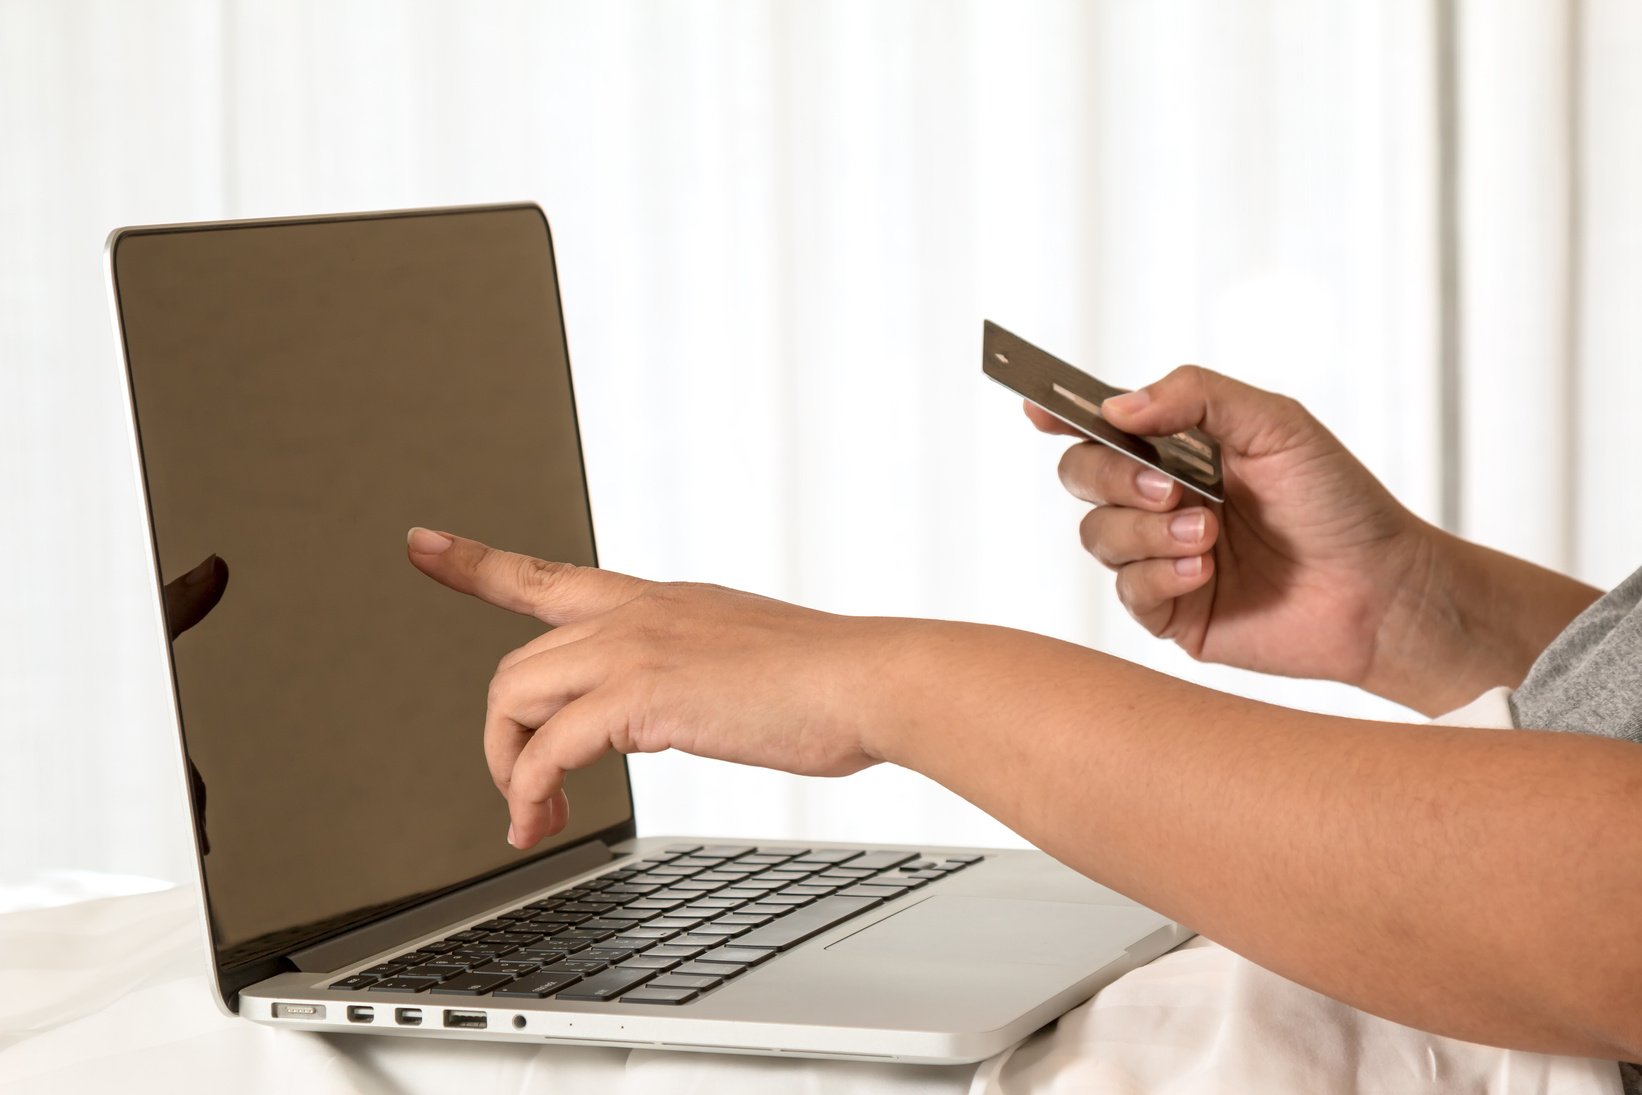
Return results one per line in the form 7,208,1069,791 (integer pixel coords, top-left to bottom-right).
717,914,775,928
493,971,583,998
846,851,919,871
601,908,654,922
624,897,685,911
603,935,661,951
372,975,438,992
697,845,757,858
530,911,590,926
621,954,683,970
691,924,747,938
664,844,703,854
473,917,514,931
733,896,881,951
540,957,611,974
621,986,698,1005
400,963,466,981
645,917,705,932
419,940,461,954
673,961,746,979
361,962,406,977
702,946,774,966
431,972,515,995
759,894,816,907
329,974,380,990
447,930,489,943
469,960,537,976
648,973,720,990
836,884,909,901
688,873,747,886
711,889,766,902
645,944,708,960
556,929,615,944
581,947,640,963
791,849,862,865
555,967,658,1001
670,932,734,948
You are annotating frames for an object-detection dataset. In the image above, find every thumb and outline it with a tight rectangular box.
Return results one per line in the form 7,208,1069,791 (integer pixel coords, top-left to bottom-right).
1100,365,1314,457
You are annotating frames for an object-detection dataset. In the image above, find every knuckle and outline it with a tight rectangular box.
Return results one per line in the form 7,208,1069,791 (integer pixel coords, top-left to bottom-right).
516,556,575,596
1078,509,1119,568
1057,443,1103,502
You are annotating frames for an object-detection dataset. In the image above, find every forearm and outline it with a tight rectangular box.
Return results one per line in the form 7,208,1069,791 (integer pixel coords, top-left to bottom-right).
877,622,1642,1061
1361,524,1601,715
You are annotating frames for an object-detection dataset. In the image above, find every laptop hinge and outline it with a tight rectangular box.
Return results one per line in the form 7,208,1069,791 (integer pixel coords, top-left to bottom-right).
287,839,614,973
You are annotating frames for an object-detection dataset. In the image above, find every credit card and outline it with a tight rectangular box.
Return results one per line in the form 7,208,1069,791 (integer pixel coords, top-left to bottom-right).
982,320,1224,502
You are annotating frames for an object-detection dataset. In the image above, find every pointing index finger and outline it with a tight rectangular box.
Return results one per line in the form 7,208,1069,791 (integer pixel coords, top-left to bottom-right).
406,527,649,626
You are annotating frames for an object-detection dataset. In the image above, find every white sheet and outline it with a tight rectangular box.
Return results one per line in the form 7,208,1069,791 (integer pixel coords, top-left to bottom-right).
1,688,1620,1094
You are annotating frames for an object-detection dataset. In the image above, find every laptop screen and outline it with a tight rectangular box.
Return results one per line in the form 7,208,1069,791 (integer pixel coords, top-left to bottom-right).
111,206,634,969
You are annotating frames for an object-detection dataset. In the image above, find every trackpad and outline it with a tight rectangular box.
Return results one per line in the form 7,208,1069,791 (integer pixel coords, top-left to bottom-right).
826,894,1162,966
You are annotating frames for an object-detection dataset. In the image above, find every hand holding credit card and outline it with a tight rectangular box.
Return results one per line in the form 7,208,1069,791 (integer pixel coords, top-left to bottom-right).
982,321,1225,503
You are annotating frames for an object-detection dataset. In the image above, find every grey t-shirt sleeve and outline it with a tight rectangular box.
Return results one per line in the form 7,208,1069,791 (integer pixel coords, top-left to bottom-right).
1509,563,1642,744
1506,563,1642,1093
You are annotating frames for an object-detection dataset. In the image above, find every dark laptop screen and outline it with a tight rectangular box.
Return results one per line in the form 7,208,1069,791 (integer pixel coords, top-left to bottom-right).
112,206,633,967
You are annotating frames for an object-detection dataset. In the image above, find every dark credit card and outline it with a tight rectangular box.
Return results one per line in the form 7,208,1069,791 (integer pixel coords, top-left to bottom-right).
982,320,1224,503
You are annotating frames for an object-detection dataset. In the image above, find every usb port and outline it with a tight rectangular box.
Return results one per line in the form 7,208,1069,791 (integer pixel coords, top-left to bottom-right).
346,1005,374,1023
395,1007,423,1026
444,1010,487,1030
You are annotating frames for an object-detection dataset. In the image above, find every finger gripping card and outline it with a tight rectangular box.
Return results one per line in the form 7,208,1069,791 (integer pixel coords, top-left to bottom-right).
982,321,1224,502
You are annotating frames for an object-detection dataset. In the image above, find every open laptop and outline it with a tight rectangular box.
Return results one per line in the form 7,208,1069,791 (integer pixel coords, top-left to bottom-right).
105,203,1191,1063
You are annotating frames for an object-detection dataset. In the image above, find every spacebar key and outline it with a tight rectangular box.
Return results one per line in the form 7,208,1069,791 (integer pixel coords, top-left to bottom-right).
732,896,881,951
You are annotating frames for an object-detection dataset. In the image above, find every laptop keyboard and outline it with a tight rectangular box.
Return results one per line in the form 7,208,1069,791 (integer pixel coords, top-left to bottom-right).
328,845,982,1006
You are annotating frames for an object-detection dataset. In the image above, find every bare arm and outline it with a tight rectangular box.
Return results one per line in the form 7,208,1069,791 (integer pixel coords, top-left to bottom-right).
407,529,1642,1064
880,620,1642,1061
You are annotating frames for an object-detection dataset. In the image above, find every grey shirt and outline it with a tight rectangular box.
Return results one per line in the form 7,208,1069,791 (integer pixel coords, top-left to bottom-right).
1508,564,1642,1090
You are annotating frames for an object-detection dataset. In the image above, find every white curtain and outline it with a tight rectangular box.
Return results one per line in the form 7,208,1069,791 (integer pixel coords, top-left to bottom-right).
2,0,1631,889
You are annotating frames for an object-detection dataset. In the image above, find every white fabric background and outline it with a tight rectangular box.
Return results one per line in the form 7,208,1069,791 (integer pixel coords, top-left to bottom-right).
2,1,1636,892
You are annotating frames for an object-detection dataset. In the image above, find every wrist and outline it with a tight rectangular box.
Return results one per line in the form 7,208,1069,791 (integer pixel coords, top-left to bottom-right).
1361,522,1600,715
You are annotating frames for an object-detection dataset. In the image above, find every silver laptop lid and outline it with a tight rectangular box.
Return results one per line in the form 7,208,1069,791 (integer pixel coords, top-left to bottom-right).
108,204,635,1003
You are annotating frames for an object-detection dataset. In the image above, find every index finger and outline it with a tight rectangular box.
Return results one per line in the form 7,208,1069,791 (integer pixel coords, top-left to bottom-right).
405,527,650,626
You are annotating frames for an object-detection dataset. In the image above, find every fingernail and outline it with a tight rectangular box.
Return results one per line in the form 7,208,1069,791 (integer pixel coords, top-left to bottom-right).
1104,389,1151,416
407,527,453,554
1169,510,1206,543
506,822,517,848
1136,469,1173,501
1174,554,1204,577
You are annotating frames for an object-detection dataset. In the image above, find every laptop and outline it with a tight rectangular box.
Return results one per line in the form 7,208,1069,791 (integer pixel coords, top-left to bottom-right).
105,203,1191,1063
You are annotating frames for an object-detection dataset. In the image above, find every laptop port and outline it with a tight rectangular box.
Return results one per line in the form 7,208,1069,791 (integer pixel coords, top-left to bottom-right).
346,1006,374,1024
444,1010,487,1030
395,1007,423,1026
